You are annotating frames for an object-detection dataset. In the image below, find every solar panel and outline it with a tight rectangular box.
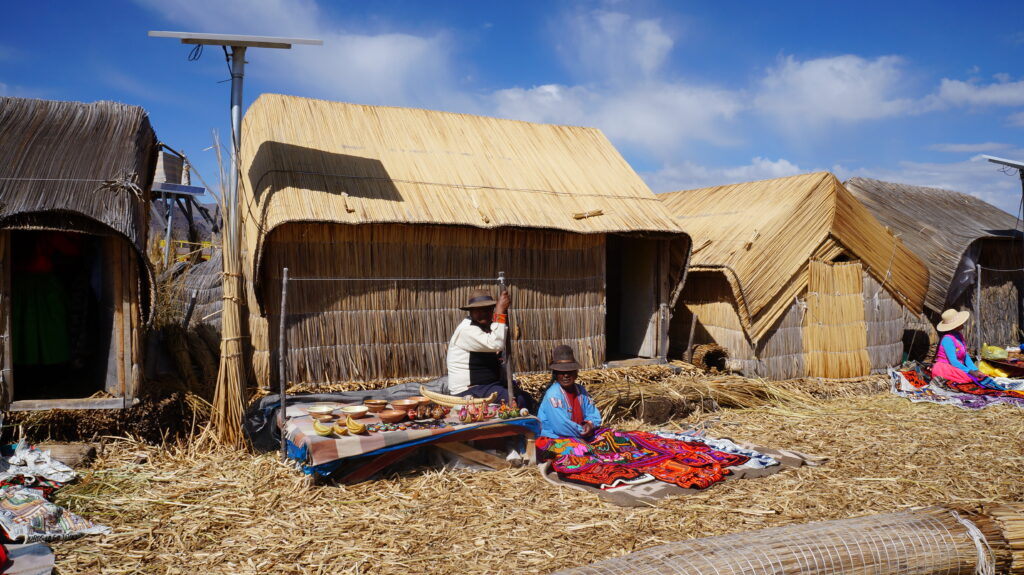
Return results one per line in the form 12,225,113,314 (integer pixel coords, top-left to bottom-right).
148,31,322,49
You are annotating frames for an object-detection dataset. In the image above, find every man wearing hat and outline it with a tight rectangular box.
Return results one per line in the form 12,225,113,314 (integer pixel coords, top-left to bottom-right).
446,289,535,409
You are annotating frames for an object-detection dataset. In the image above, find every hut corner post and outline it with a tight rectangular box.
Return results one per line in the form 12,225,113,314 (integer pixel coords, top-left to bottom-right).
976,264,982,353
278,267,289,461
498,272,513,405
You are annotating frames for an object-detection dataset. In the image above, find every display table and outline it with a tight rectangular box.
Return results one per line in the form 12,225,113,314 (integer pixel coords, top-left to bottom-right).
283,401,540,483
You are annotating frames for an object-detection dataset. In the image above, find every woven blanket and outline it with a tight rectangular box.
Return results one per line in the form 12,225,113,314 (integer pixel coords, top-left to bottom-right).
0,486,109,543
890,368,1024,409
284,401,540,474
539,434,820,507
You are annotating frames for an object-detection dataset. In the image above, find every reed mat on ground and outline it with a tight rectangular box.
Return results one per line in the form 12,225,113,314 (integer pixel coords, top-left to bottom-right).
54,383,1023,575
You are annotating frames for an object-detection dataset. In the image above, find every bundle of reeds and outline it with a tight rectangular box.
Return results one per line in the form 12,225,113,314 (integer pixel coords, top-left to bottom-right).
551,505,1023,575
986,503,1024,574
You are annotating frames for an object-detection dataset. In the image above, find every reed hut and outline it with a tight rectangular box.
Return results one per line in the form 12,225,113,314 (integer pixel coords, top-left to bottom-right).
845,177,1024,348
240,94,689,388
660,172,929,379
0,97,158,409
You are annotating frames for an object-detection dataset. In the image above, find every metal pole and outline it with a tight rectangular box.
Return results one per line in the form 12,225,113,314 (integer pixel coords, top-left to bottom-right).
278,267,289,461
228,46,246,273
163,193,174,266
975,264,982,354
498,272,514,406
182,289,198,328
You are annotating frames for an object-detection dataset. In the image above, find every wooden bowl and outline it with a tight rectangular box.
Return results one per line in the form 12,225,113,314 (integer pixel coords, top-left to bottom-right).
340,405,369,419
305,403,338,417
363,399,387,413
310,412,335,423
390,399,418,411
408,396,432,407
378,409,407,424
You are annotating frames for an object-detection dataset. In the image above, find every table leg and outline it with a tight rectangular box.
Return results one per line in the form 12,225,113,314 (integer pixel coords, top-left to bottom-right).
525,432,536,465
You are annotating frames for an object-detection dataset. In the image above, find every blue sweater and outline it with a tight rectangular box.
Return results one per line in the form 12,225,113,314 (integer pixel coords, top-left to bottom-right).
538,382,602,439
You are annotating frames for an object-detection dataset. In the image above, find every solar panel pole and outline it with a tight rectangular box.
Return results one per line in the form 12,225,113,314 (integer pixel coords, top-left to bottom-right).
227,46,245,280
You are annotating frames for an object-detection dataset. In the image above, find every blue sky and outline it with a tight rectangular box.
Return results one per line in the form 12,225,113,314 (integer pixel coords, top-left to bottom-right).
2,1,1023,213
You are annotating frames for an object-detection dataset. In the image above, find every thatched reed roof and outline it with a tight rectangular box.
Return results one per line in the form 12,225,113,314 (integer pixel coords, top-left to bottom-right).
240,94,684,281
660,172,928,342
844,177,1023,313
0,97,158,316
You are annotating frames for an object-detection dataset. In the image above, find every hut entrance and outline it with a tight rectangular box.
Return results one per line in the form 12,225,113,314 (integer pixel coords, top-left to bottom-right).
803,260,871,378
605,235,665,362
7,230,119,401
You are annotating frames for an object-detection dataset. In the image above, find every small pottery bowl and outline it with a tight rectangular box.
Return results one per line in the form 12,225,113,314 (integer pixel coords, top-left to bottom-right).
408,396,432,407
378,409,407,424
340,405,369,419
310,412,335,423
305,403,338,416
364,399,388,413
390,399,418,411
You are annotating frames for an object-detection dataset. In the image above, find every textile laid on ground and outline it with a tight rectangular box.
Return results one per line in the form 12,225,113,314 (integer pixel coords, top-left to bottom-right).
284,401,541,476
536,429,752,490
0,442,76,499
890,365,1024,409
539,432,819,507
0,486,109,543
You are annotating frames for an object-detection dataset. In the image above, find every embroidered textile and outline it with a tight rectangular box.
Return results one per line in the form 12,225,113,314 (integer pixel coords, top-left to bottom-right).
0,486,110,543
536,428,748,490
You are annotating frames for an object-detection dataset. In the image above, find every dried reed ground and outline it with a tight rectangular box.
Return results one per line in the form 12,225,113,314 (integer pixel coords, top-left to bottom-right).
54,383,1024,575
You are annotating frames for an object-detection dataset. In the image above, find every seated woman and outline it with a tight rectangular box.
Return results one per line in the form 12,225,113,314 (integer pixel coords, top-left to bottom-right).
536,345,753,490
932,309,1023,393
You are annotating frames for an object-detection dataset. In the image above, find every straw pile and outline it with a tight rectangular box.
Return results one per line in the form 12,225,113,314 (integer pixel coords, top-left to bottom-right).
51,380,1024,574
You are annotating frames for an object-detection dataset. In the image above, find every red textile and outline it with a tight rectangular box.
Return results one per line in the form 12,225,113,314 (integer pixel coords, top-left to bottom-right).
562,385,584,424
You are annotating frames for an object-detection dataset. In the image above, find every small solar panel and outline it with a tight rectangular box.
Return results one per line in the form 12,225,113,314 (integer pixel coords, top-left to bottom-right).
984,155,1024,171
152,181,207,197
148,31,322,49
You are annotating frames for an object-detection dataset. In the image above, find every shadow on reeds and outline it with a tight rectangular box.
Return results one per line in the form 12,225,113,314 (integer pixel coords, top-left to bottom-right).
248,141,404,204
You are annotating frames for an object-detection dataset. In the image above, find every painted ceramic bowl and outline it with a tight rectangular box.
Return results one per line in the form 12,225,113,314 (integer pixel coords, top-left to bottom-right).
305,403,339,416
378,409,407,424
340,405,369,419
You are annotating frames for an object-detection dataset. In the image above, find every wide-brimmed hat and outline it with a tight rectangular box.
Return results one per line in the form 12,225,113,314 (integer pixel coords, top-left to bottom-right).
549,345,581,371
937,308,970,332
460,289,497,310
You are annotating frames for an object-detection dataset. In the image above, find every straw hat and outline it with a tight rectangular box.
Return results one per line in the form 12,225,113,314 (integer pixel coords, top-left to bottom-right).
459,289,497,310
937,308,970,332
548,345,581,371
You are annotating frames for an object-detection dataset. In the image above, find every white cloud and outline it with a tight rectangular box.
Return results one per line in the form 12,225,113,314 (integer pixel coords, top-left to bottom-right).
557,10,674,85
927,142,1012,153
137,0,458,108
931,77,1024,108
644,157,804,193
838,154,1024,215
493,11,743,158
755,55,916,129
1009,111,1024,127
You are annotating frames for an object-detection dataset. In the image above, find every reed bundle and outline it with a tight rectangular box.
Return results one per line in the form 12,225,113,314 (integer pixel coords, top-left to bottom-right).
846,177,1022,315
804,260,872,378
52,388,1024,574
987,503,1024,574
251,223,607,387
552,505,1021,575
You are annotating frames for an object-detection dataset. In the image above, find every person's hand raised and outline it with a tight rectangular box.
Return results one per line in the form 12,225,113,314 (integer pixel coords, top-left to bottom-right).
496,290,511,314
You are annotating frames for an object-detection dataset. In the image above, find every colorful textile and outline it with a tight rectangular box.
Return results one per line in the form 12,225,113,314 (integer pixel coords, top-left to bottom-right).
889,367,1024,409
0,486,109,543
0,442,76,500
536,428,748,490
653,431,779,469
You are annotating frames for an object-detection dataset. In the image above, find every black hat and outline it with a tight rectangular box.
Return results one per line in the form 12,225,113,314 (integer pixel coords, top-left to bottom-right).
548,345,581,371
460,289,497,310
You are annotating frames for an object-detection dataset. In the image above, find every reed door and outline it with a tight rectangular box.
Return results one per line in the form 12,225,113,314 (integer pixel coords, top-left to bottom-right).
803,260,872,378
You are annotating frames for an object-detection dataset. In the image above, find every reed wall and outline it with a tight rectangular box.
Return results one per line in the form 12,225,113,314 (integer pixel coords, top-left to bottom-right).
862,272,905,372
250,223,606,387
803,260,871,379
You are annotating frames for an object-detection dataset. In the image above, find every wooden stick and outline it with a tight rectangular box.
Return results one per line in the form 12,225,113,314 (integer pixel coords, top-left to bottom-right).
278,267,289,461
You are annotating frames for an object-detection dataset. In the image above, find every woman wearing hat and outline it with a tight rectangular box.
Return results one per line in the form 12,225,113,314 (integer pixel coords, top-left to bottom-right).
535,345,749,489
537,345,601,441
931,308,998,387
